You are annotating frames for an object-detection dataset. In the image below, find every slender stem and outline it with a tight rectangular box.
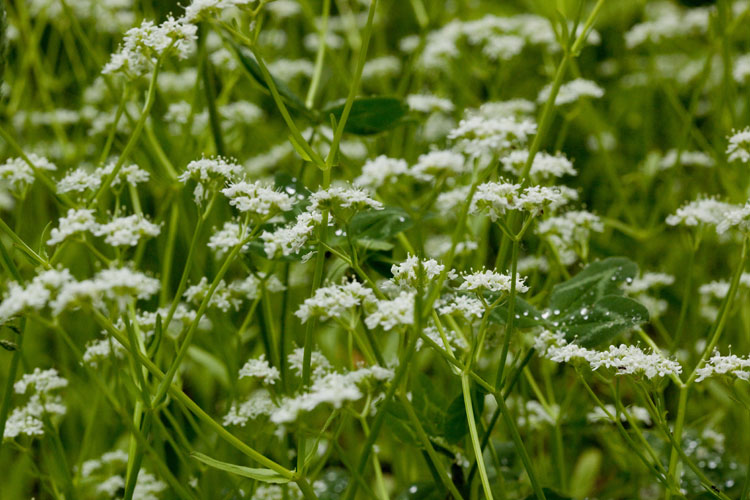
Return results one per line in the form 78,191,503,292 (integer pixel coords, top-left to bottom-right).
305,0,331,108
462,373,493,500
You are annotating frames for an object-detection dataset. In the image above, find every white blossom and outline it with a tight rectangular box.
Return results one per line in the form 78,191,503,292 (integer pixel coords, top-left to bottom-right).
365,291,415,331
47,209,99,245
93,214,161,247
295,278,375,323
239,355,280,385
459,269,529,293
538,79,604,106
727,127,750,164
354,155,409,188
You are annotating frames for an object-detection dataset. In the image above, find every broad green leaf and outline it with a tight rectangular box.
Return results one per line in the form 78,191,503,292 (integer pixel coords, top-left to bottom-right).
560,295,649,348
384,400,420,446
348,207,413,242
410,373,449,438
323,97,407,135
190,452,291,484
548,257,637,319
231,43,313,118
489,295,548,329
569,448,602,499
443,384,486,444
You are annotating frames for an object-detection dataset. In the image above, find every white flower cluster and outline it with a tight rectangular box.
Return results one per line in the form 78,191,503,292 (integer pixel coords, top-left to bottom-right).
4,368,68,440
223,390,275,426
448,116,537,157
103,16,198,77
501,150,576,179
659,149,714,169
260,210,322,259
538,79,604,106
437,294,485,320
695,350,750,382
178,156,243,203
625,3,710,48
307,185,383,213
390,255,450,288
411,150,468,178
184,274,284,312
295,278,375,324
406,94,455,114
623,272,675,294
535,330,683,379
183,0,255,23
0,154,57,192
459,269,529,294
80,449,166,499
53,267,160,313
0,268,73,321
47,209,160,247
365,291,415,331
586,404,652,425
271,365,393,424
536,210,604,265
666,197,736,228
221,180,294,216
82,337,126,367
471,181,576,220
57,163,150,195
207,221,247,255
727,127,750,164
354,155,410,188
239,354,281,385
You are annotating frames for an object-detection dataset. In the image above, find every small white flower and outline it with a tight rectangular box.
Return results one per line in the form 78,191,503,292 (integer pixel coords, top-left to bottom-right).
391,255,452,288
365,291,414,331
666,197,736,228
222,180,294,216
501,150,577,179
239,355,280,385
459,269,528,293
695,350,750,382
538,79,604,106
0,154,57,192
354,156,410,189
178,156,243,203
406,94,454,114
93,214,161,247
308,186,383,212
727,127,750,164
47,209,99,246
296,278,375,323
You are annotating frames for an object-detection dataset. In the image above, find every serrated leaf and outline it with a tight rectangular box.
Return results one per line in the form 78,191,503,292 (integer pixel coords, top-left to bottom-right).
548,257,637,319
231,43,313,118
489,295,548,329
349,207,413,242
323,97,407,135
190,452,291,484
561,295,649,348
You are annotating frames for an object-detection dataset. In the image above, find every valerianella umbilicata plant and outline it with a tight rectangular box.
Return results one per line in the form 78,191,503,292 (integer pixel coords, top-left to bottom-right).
2,0,750,499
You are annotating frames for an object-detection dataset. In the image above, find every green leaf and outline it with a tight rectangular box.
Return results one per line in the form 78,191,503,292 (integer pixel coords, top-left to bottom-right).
443,384,486,444
190,452,291,484
410,373,449,438
489,295,548,329
231,43,313,119
349,207,413,242
0,339,17,351
384,401,420,446
323,97,407,135
561,295,649,348
548,257,637,319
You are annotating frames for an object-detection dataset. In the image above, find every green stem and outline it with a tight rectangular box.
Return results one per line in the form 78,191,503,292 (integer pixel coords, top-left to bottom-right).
462,373,493,500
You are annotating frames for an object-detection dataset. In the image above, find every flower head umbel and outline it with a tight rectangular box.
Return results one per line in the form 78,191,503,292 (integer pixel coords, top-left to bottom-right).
103,16,197,77
221,180,294,217
459,269,529,294
727,127,750,164
178,156,243,204
4,368,68,441
295,278,375,323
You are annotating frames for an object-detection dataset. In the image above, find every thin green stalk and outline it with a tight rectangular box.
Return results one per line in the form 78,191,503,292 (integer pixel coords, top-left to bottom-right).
496,237,520,387
152,228,255,406
89,308,295,479
462,373,493,500
87,57,163,208
305,0,331,108
496,388,546,500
